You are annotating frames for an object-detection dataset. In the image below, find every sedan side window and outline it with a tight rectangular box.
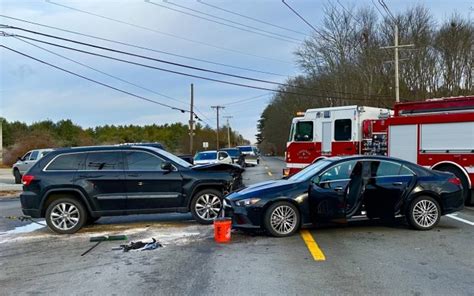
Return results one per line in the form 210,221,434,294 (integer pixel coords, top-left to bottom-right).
218,152,228,160
22,152,32,161
126,151,163,171
370,161,401,177
319,160,357,183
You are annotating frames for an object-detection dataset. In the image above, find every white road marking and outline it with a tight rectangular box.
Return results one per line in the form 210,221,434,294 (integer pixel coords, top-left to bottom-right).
446,213,474,226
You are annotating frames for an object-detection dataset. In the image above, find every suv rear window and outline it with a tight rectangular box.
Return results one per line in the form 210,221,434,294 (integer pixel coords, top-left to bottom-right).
85,152,124,171
46,153,86,171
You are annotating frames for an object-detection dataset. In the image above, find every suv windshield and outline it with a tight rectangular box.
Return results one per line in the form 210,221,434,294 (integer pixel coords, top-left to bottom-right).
195,152,217,160
142,147,192,168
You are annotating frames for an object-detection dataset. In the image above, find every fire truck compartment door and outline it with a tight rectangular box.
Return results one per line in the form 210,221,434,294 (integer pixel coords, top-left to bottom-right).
322,122,332,153
389,125,417,163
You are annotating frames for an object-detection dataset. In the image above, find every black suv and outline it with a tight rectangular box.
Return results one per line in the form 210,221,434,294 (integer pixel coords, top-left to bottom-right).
20,146,243,234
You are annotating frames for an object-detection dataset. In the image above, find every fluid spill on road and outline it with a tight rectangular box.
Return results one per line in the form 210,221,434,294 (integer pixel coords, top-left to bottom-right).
0,221,46,236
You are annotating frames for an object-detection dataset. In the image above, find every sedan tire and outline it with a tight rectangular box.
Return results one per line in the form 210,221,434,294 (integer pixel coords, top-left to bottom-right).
190,189,223,225
45,197,87,234
14,169,22,184
407,196,441,230
264,201,300,237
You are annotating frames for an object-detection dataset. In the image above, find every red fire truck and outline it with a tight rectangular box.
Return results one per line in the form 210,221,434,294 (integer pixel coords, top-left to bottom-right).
284,96,474,204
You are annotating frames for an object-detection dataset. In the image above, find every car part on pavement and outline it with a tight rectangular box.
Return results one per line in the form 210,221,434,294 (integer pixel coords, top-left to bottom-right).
118,238,162,252
191,189,223,224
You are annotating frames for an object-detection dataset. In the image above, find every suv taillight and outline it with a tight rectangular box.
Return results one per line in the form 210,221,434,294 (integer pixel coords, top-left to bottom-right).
22,175,35,186
448,177,462,187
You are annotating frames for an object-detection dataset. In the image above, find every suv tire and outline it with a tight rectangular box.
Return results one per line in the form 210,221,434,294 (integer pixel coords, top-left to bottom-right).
45,197,87,234
14,169,21,184
190,189,223,225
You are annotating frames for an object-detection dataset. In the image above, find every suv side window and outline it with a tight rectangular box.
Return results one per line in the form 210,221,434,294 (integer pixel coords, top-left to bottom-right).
218,152,228,160
29,150,40,161
126,151,163,171
319,160,357,182
85,152,124,171
46,153,86,171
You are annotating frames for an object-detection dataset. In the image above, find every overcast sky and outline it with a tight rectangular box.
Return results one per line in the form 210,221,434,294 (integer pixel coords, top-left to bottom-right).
0,0,471,143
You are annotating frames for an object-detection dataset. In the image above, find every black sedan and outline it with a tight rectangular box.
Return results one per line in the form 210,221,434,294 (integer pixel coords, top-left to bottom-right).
224,156,464,237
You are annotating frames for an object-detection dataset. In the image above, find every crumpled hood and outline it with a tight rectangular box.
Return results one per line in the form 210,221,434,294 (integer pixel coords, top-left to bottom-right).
192,163,244,174
227,179,296,200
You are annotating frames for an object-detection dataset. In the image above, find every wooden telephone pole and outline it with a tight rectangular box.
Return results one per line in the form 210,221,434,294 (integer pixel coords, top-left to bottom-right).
211,106,225,150
223,115,233,148
189,84,194,154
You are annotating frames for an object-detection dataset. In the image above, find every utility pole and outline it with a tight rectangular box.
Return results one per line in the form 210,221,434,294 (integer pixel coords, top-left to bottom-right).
223,115,233,148
189,83,194,154
211,106,225,150
380,24,414,103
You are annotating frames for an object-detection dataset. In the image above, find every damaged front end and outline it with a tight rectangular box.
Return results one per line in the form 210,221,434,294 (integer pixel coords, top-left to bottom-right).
192,163,245,193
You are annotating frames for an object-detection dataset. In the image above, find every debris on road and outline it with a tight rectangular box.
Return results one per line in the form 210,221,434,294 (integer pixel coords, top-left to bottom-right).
118,238,162,252
81,235,128,256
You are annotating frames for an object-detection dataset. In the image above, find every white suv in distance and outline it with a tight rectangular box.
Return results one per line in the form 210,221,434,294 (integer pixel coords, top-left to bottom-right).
12,148,54,184
194,150,233,165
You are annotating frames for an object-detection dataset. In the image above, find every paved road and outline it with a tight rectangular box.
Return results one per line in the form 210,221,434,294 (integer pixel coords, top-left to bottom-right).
0,157,473,295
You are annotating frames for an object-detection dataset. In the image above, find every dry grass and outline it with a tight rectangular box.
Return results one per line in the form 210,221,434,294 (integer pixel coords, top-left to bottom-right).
0,190,21,198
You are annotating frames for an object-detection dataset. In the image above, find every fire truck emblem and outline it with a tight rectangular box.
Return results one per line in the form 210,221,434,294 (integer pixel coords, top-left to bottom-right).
297,150,311,160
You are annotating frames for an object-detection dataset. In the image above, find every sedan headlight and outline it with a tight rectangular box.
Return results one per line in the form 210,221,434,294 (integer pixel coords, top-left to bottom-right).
235,198,261,207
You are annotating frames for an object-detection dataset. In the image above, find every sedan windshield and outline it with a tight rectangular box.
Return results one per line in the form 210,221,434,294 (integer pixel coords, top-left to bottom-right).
288,159,334,182
195,152,217,160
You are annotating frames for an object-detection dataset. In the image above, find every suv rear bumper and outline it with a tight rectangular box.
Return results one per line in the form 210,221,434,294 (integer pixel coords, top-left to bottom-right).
20,192,42,218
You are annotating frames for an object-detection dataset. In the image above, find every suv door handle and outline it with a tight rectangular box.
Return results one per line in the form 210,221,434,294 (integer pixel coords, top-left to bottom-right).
334,186,343,192
392,182,403,186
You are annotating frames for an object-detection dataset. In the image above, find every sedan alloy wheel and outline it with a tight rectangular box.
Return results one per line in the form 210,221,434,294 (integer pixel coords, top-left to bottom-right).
407,196,441,230
264,202,300,237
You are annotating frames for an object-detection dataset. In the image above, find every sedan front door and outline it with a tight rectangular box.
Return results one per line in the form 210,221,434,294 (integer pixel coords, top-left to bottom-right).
308,160,358,222
363,160,415,218
124,151,183,211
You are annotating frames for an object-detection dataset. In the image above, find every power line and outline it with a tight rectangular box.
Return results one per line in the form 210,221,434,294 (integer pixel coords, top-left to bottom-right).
44,0,293,64
0,14,287,77
223,93,270,106
197,0,308,36
281,0,319,33
0,45,191,112
5,26,291,86
3,25,391,99
13,36,213,125
145,0,301,44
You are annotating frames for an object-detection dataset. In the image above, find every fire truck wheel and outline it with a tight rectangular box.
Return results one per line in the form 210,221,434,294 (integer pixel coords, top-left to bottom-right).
435,165,471,205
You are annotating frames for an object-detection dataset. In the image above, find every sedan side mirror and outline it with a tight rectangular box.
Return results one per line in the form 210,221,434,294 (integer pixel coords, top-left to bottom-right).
17,157,24,162
161,162,174,171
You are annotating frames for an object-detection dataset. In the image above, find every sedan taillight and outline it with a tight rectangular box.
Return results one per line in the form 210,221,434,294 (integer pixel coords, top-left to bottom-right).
22,175,35,186
448,177,462,187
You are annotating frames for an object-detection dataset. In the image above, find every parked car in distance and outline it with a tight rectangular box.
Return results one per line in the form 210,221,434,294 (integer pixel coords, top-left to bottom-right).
237,145,260,166
20,145,243,234
12,148,54,184
224,155,464,237
220,148,245,167
194,150,232,165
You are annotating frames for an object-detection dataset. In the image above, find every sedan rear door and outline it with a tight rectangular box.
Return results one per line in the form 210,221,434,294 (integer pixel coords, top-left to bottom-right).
363,160,415,218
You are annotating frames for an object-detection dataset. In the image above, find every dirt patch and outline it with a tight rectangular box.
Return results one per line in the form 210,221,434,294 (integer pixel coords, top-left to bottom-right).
0,191,20,198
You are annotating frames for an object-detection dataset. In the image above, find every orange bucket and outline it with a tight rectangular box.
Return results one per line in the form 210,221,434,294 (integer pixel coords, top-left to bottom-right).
214,218,232,243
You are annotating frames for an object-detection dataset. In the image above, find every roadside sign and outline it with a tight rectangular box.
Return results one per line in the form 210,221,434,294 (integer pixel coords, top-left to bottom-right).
203,142,209,148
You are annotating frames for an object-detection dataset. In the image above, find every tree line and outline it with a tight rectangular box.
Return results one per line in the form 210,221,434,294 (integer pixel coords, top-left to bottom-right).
1,118,249,165
257,4,473,155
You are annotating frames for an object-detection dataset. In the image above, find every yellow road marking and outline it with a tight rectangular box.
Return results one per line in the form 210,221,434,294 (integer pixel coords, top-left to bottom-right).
300,230,326,261
267,171,273,176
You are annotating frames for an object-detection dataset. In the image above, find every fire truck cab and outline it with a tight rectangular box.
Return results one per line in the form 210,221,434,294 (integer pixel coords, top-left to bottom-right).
285,105,391,175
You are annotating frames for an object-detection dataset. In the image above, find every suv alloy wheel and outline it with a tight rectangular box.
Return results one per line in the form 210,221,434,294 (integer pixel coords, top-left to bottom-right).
190,189,223,224
45,197,87,234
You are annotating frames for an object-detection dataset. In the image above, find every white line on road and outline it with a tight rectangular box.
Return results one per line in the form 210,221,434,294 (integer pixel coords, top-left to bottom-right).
446,213,474,226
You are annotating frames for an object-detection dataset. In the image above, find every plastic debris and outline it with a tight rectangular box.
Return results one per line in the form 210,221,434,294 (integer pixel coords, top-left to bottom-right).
117,238,162,252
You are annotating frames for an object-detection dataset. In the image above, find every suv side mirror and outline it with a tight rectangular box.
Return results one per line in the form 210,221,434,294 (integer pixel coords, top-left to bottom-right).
161,162,174,171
